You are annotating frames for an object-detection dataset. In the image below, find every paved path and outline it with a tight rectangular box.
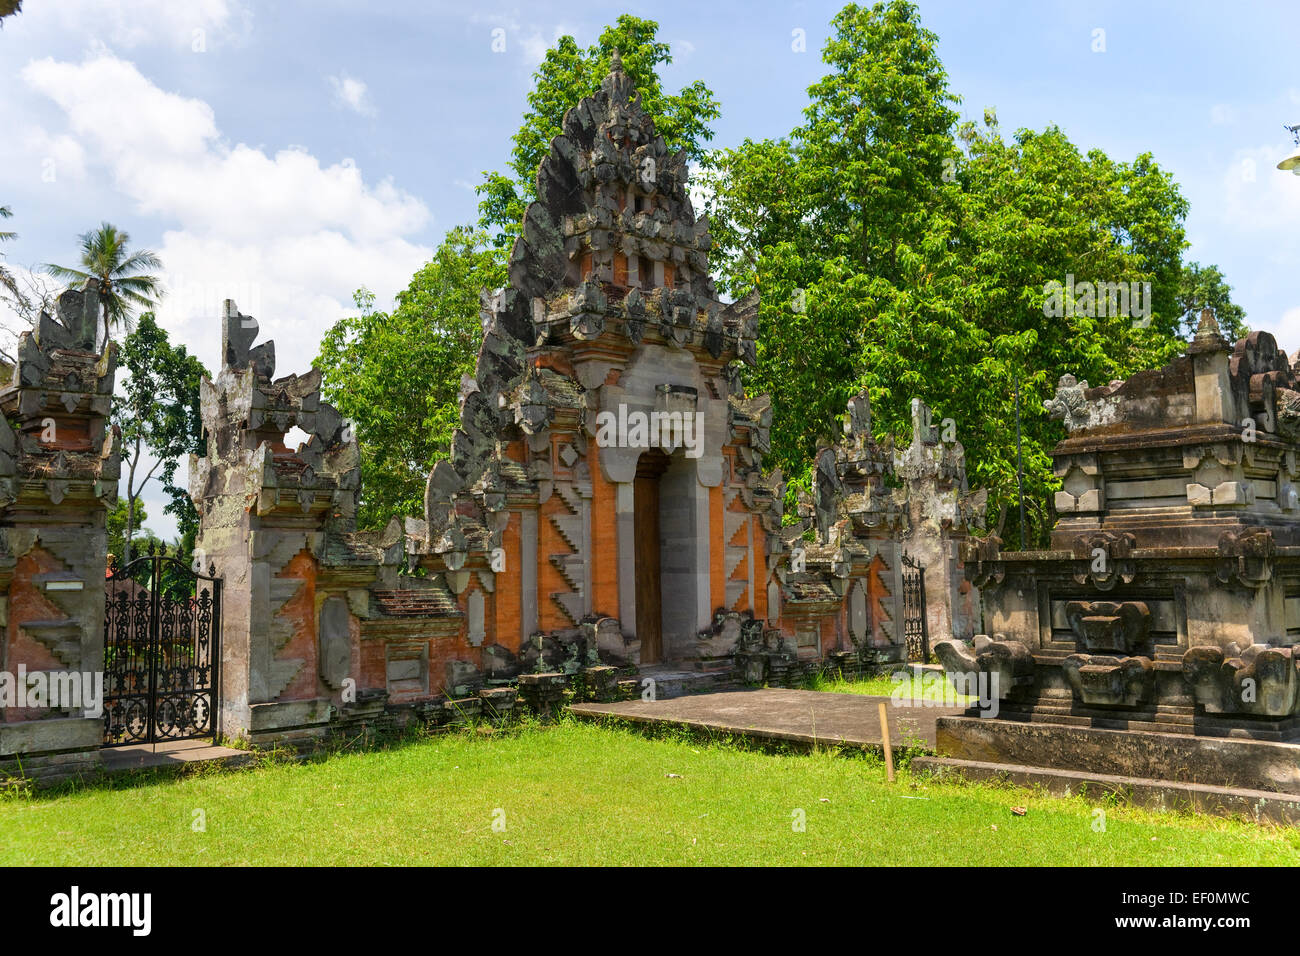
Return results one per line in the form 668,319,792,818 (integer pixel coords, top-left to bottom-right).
570,688,966,750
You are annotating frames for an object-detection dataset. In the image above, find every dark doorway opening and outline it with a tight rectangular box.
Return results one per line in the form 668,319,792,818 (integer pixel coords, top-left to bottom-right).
634,448,670,664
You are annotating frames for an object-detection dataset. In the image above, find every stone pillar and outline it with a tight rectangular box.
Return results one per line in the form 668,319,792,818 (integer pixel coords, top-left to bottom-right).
190,300,359,742
0,281,119,784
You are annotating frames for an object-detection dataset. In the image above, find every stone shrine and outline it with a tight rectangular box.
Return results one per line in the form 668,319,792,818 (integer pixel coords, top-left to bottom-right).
934,311,1300,800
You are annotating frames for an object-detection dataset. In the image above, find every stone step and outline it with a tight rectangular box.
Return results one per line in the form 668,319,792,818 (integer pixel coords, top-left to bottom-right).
936,715,1300,792
635,666,737,700
911,755,1300,825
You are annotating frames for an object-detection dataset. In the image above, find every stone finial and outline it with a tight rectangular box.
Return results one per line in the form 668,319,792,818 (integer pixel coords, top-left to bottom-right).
910,397,938,445
221,299,275,378
844,391,871,439
609,48,623,73
1188,306,1228,354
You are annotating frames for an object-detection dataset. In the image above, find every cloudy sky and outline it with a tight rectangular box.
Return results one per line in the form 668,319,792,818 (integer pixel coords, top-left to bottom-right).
2,0,1298,538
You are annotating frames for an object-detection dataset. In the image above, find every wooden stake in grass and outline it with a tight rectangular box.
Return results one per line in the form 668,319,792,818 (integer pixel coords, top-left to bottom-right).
878,700,895,783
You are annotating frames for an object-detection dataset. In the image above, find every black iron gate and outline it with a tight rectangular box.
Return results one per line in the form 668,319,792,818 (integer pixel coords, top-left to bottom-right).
103,544,221,746
901,552,930,663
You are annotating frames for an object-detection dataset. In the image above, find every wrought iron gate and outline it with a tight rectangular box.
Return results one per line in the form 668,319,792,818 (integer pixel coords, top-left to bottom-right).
901,552,930,663
103,544,221,746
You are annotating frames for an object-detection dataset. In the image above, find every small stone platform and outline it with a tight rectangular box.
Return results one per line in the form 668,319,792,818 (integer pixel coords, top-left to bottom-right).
570,687,965,750
100,739,253,774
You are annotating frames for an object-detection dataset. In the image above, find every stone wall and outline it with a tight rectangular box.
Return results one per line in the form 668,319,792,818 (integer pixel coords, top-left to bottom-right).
0,281,119,784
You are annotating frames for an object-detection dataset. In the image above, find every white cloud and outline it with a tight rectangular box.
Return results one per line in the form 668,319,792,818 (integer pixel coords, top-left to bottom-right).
22,0,252,50
1274,307,1300,354
468,12,571,67
328,72,376,117
20,127,86,183
18,50,432,379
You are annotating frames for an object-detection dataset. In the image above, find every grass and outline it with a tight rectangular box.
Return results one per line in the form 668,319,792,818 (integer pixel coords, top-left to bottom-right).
803,667,978,705
2,719,1298,866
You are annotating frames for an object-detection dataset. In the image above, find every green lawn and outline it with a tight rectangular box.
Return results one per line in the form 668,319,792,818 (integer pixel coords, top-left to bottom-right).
3,720,1298,865
804,668,977,704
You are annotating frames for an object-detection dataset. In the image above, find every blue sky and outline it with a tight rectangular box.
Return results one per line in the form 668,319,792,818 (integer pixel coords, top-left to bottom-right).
2,0,1298,538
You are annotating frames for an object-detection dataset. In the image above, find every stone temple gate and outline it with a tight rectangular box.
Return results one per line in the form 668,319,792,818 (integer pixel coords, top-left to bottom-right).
0,58,986,774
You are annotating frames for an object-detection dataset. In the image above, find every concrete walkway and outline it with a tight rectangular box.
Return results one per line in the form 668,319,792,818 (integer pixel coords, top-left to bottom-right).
570,688,967,751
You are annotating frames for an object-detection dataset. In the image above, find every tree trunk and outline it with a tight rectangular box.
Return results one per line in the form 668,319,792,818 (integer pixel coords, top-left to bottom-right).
123,437,140,565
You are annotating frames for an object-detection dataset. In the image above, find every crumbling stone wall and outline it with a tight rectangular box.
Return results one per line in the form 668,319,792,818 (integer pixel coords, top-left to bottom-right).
0,281,119,782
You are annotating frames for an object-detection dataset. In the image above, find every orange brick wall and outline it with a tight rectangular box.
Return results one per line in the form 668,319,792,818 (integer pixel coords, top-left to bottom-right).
3,549,73,721
273,550,320,702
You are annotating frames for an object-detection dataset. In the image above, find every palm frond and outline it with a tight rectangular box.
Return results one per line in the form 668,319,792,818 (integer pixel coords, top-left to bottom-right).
114,250,163,275
42,263,94,285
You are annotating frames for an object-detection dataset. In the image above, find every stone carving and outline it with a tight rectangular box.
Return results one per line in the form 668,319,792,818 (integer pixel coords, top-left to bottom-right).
1043,374,1093,433
933,636,1034,699
1182,644,1300,717
1062,654,1154,707
962,533,1004,591
1064,600,1151,655
1070,531,1137,591
1215,527,1274,590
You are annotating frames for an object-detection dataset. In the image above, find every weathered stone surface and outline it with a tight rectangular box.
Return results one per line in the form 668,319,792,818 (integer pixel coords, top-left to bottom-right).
1062,653,1154,707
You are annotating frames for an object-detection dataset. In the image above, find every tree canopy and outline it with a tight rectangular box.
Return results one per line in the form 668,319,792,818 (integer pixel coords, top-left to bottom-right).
700,0,1245,546
113,312,208,564
314,227,505,528
43,222,163,345
476,14,721,245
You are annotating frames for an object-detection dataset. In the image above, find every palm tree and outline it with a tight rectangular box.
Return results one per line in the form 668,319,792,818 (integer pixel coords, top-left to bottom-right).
0,205,20,309
44,222,163,344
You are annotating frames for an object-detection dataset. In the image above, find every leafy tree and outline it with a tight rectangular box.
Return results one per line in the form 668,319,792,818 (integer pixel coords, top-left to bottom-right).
314,227,506,528
113,313,208,565
1177,261,1248,340
0,205,20,321
477,14,720,244
107,498,164,566
702,0,1244,548
43,222,163,344
0,1,21,26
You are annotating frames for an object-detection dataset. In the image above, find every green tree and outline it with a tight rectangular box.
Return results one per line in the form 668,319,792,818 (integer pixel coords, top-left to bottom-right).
0,205,20,318
107,498,163,566
314,227,506,528
43,222,163,344
702,0,1245,547
113,313,208,565
477,14,720,244
1177,261,1248,341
